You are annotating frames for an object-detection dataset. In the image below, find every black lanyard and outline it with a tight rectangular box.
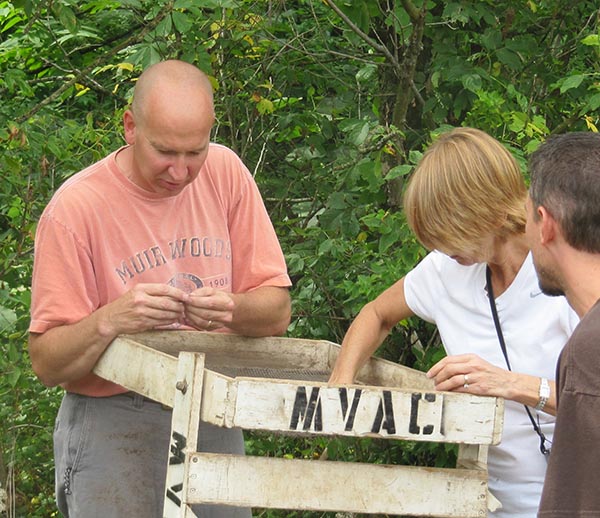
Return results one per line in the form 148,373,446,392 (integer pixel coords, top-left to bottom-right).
485,266,551,457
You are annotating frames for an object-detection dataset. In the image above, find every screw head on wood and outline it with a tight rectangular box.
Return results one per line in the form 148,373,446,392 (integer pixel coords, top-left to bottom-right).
175,380,188,394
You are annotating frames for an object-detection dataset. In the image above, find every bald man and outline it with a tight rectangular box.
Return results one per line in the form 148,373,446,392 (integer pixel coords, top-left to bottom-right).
29,60,291,517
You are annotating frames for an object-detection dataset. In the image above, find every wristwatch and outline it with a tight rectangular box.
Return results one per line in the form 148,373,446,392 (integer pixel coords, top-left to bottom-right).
536,377,550,411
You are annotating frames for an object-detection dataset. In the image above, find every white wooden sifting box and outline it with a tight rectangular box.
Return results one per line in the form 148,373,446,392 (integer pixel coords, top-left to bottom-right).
93,330,504,518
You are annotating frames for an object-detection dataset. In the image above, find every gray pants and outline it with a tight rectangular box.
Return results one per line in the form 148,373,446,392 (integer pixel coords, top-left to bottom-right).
54,392,252,518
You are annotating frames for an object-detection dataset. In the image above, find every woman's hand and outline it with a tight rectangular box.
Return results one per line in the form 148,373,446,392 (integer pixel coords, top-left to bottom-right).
426,353,555,414
426,353,514,398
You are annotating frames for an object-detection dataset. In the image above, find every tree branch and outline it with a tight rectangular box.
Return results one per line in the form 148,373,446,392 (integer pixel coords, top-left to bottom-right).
324,0,403,78
16,5,173,124
401,0,421,22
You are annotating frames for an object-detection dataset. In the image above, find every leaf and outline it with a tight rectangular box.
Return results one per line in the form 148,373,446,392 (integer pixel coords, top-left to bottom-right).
326,192,347,210
462,73,482,93
256,98,274,114
584,116,598,133
379,231,397,254
174,0,199,7
172,10,193,33
118,0,143,7
581,34,600,46
194,0,239,7
57,28,101,45
2,156,21,174
584,92,600,112
480,28,502,50
318,239,333,255
0,305,16,333
1,12,24,33
358,160,384,192
7,368,22,388
338,118,363,132
119,62,134,72
408,150,423,165
156,14,173,37
355,64,377,84
560,74,585,93
285,253,305,273
11,0,33,16
509,112,527,132
54,4,78,34
350,121,370,146
385,164,413,180
338,2,371,33
496,47,523,70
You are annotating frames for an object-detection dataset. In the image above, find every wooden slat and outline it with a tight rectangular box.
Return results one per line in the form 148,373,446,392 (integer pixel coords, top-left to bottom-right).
456,446,502,513
353,352,435,390
163,352,205,518
94,336,503,445
93,336,177,406
185,453,488,517
200,374,503,444
457,444,489,470
120,331,331,372
119,331,434,389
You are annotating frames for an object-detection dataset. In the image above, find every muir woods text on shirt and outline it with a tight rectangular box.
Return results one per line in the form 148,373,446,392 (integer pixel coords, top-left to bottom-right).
115,236,232,284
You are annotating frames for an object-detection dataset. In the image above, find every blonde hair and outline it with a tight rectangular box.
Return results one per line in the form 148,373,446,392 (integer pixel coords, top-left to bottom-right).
403,127,526,254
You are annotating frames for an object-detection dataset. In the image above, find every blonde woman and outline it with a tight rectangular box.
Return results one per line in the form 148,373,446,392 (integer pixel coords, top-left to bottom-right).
329,127,578,518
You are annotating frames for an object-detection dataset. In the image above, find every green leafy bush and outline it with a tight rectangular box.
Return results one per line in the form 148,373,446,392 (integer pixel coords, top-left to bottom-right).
1,0,599,516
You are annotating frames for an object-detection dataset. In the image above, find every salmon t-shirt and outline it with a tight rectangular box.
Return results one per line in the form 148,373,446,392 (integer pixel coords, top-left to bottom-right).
29,143,291,396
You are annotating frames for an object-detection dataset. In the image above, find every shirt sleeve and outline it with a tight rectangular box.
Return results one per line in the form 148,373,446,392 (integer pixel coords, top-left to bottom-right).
404,251,445,324
218,150,291,293
29,212,99,333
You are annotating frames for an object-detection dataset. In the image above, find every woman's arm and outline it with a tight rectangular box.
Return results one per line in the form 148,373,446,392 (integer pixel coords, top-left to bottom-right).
329,277,415,384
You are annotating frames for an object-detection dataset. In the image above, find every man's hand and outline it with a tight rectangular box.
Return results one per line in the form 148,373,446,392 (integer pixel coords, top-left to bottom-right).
183,287,235,331
184,286,291,336
29,283,189,387
100,283,190,335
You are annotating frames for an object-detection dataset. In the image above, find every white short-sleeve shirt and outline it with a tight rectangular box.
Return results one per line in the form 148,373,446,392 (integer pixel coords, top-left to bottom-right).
404,251,578,518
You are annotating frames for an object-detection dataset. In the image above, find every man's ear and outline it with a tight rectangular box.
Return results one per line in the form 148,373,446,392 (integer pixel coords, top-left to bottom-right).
123,109,136,145
538,205,558,245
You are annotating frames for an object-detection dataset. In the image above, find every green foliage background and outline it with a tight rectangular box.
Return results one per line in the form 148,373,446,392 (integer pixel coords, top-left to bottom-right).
1,0,599,516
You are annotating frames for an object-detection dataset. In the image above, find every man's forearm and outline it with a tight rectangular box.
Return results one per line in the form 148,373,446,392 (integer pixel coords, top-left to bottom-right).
28,308,117,387
229,286,291,337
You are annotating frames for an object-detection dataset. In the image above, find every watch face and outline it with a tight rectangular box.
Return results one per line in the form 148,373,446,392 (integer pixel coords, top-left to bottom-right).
540,378,551,398
536,378,551,411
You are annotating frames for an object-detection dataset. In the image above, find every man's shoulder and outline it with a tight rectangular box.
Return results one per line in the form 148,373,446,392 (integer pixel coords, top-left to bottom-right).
54,152,115,195
579,300,600,329
206,142,242,164
202,143,252,185
42,152,116,216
